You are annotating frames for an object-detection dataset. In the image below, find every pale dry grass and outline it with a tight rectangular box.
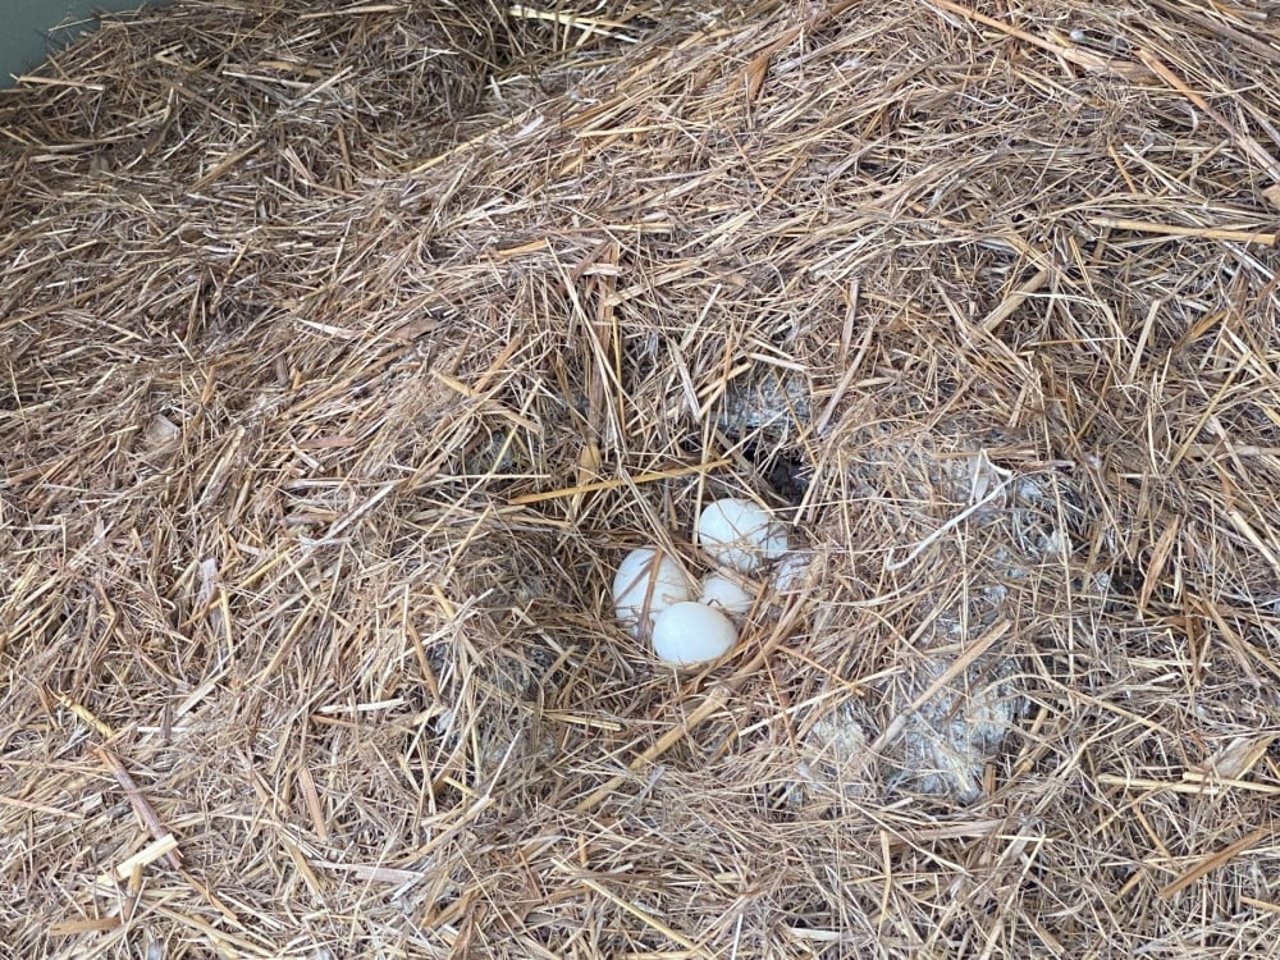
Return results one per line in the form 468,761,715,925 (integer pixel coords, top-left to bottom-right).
4,0,1280,957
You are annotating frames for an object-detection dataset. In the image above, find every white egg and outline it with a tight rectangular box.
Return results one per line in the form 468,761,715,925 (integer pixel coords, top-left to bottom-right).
772,551,813,593
696,497,788,574
651,601,738,666
698,571,755,619
612,547,692,637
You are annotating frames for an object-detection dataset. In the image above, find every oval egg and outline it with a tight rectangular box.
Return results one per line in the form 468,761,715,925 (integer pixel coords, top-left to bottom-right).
696,497,788,574
612,547,691,637
772,551,813,594
698,571,754,619
651,601,738,666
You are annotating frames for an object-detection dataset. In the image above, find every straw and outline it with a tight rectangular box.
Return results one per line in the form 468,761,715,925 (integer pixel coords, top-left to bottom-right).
3,0,1280,955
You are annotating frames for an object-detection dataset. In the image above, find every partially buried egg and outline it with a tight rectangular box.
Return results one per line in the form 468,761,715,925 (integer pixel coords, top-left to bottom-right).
612,547,691,638
696,497,788,574
699,571,754,619
772,551,813,594
651,601,738,666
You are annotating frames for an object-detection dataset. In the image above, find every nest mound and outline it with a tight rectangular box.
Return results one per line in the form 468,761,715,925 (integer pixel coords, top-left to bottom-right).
4,0,1280,956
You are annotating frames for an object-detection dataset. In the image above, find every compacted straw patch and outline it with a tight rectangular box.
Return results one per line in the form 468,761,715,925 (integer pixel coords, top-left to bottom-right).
4,0,1280,957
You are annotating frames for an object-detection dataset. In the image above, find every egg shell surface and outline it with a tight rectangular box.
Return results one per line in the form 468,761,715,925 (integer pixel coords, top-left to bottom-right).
612,548,691,637
698,572,755,618
651,601,738,666
696,497,788,574
772,551,813,593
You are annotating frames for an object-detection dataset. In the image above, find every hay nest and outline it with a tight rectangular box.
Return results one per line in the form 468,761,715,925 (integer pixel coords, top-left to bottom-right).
4,0,1280,955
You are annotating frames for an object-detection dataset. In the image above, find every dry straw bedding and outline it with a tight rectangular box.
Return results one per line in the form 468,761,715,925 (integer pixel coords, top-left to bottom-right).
3,0,1280,956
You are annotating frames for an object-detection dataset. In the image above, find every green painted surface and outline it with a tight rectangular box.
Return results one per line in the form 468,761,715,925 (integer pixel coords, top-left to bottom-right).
0,1,163,87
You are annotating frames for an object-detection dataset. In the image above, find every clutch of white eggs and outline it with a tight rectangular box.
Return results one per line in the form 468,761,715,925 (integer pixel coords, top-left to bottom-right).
611,497,791,667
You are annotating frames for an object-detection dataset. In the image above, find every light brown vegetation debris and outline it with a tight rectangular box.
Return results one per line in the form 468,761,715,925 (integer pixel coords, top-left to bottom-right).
4,0,1280,956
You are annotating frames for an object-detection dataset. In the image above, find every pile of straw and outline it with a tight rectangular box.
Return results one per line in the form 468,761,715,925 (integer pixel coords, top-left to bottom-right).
4,0,1280,955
